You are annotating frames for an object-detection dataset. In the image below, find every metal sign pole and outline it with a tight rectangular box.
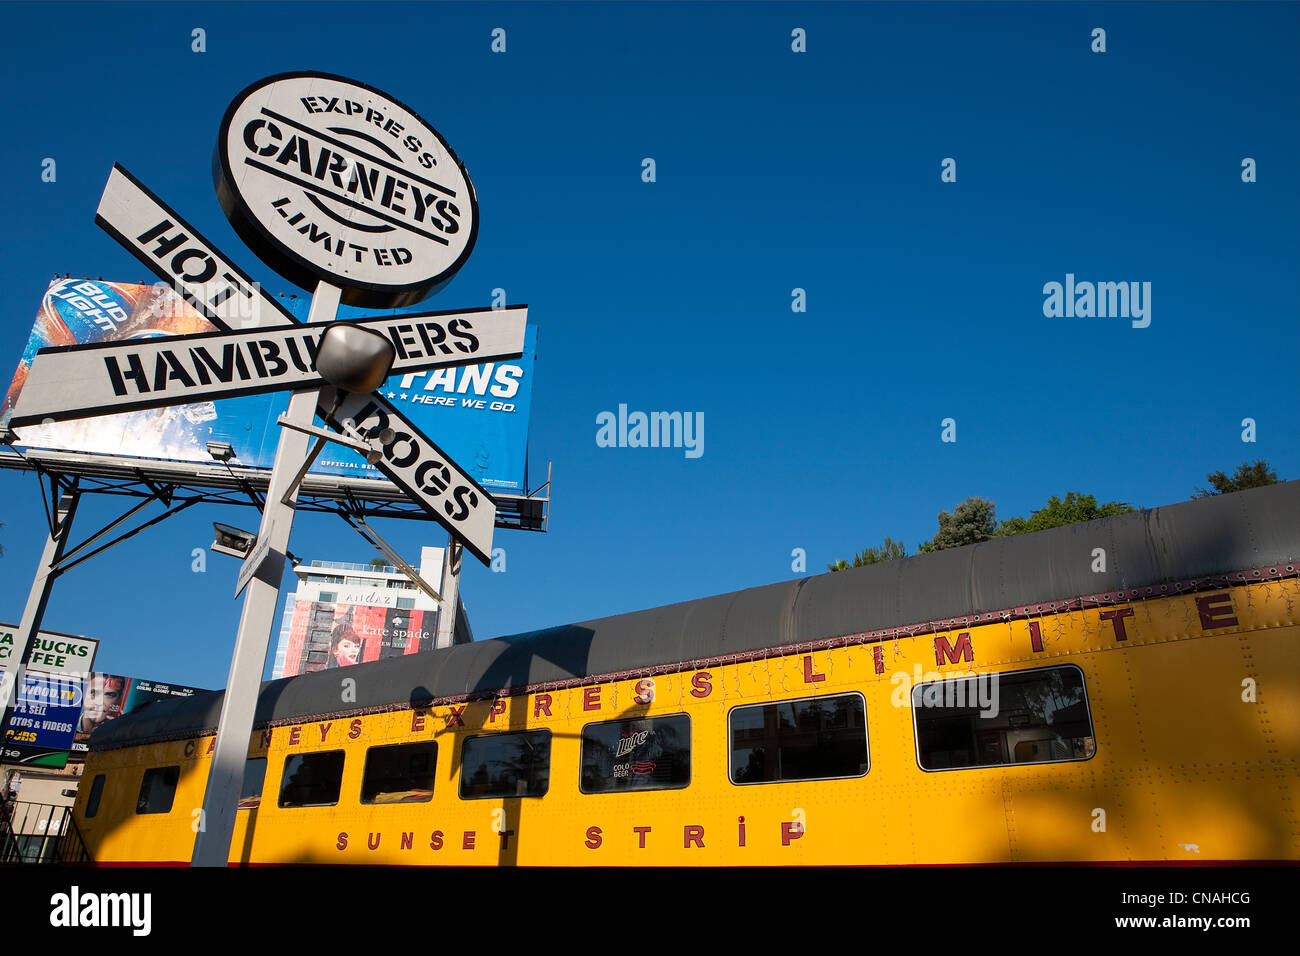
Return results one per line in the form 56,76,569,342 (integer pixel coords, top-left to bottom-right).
435,534,463,649
0,485,79,761
190,282,340,868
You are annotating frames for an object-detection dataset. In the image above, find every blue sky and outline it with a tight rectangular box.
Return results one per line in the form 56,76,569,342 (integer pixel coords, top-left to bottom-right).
0,1,1296,690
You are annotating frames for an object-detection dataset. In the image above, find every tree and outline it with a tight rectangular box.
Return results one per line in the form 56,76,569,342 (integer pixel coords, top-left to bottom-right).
1193,460,1281,498
917,497,997,553
828,536,907,572
994,492,1136,537
368,557,388,570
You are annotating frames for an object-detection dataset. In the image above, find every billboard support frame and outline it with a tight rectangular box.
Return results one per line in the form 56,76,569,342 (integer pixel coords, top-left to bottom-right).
0,448,549,531
0,481,80,765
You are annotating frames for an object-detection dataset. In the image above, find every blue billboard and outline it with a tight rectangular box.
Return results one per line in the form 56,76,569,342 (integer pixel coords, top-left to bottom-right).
308,321,537,494
2,280,537,495
2,673,84,768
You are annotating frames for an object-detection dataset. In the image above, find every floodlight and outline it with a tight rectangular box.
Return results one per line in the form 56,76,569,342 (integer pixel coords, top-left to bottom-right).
211,522,257,559
207,441,235,463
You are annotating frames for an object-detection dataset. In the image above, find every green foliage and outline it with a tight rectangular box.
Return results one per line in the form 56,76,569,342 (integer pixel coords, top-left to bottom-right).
916,497,997,553
827,536,907,572
993,492,1135,537
828,464,1277,570
1193,460,1281,498
368,557,388,569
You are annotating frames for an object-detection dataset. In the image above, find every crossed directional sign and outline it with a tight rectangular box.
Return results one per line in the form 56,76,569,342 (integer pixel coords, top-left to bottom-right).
10,306,525,426
17,71,528,869
10,164,520,565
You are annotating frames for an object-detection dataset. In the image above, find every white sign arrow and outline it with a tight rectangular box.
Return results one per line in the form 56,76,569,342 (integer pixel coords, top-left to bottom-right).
90,164,504,564
10,306,526,427
234,523,279,598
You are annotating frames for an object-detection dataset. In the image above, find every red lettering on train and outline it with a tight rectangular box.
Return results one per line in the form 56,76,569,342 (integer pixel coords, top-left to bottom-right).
934,632,973,666
368,832,381,850
411,711,425,732
318,722,332,741
873,646,884,674
206,738,216,754
463,831,476,850
184,739,196,757
348,718,362,739
634,826,651,848
684,825,705,848
288,726,301,746
1100,608,1134,642
584,686,601,711
401,832,414,850
534,694,552,717
585,826,602,849
1028,620,1044,652
1197,593,1238,630
690,672,712,698
446,705,466,727
634,679,654,704
429,830,444,850
489,699,507,723
499,829,516,850
802,656,825,683
336,832,348,850
782,822,805,846
738,816,746,847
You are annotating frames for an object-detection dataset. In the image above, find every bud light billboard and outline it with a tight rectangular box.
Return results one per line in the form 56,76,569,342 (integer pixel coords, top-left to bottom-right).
2,279,537,495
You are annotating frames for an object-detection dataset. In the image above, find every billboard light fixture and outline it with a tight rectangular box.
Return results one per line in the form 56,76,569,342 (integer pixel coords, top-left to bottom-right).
211,522,257,559
207,441,235,463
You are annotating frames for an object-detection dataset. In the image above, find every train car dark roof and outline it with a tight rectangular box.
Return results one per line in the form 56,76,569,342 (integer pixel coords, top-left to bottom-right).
91,481,1300,750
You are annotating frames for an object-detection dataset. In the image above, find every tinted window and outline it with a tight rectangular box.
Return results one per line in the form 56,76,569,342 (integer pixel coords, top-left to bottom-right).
362,742,437,804
238,758,267,810
913,665,1095,771
581,715,690,793
730,693,868,784
460,730,550,799
85,774,106,818
136,766,179,814
278,751,345,807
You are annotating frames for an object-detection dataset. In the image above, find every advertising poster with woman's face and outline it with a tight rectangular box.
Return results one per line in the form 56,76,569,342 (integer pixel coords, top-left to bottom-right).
283,602,432,677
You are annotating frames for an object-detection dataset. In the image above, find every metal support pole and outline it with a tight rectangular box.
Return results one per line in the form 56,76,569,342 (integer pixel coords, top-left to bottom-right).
190,282,341,868
0,483,80,761
435,533,463,649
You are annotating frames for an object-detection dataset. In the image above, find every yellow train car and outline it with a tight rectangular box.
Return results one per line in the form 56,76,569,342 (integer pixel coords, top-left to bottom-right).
74,482,1300,865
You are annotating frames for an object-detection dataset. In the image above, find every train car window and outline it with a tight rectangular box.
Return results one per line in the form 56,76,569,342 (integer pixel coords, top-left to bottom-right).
361,742,438,804
238,758,267,810
729,693,869,784
580,714,691,794
278,751,346,808
912,664,1096,771
85,774,106,818
459,730,550,800
135,766,179,815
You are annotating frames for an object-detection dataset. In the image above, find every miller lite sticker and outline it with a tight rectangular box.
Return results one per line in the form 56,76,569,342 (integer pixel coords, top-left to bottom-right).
214,72,479,309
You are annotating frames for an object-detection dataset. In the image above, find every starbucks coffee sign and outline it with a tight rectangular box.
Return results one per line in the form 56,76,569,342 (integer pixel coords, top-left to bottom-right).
215,72,478,308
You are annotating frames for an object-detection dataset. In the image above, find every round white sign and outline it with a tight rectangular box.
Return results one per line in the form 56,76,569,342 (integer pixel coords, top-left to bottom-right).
215,72,478,308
